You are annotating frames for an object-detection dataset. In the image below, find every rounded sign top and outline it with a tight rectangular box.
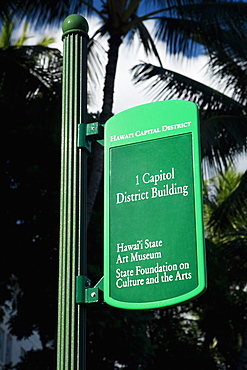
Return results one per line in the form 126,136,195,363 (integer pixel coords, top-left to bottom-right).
62,14,89,36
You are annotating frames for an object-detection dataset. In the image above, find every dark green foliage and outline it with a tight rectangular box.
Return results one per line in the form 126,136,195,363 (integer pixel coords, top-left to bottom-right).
1,44,62,363
14,348,55,370
0,0,83,27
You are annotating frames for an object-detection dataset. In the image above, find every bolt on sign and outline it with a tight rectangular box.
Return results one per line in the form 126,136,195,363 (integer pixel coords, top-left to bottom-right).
104,100,206,310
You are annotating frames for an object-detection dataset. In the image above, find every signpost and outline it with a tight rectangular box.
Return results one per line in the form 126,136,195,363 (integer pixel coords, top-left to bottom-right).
58,13,207,367
104,100,206,309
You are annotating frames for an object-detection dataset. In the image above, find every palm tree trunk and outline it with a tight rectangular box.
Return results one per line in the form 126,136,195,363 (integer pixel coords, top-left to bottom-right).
87,33,122,227
99,33,123,124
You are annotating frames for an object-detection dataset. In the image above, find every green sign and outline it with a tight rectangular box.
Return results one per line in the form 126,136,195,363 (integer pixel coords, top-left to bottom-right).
104,100,206,310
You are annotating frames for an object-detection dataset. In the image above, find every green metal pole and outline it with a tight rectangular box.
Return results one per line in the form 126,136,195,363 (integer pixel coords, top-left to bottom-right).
57,14,89,370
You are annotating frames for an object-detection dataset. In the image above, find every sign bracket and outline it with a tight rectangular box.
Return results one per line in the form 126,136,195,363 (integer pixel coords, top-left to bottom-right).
76,275,104,304
77,122,104,151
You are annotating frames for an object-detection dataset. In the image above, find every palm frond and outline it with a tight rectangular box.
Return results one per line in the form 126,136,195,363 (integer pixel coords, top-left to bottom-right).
132,62,244,112
15,20,31,46
153,1,247,57
132,62,247,170
0,0,93,27
0,45,62,102
154,16,201,56
0,14,16,48
38,37,56,47
207,49,247,105
176,1,247,32
207,169,247,234
201,115,247,170
87,36,106,97
131,18,163,66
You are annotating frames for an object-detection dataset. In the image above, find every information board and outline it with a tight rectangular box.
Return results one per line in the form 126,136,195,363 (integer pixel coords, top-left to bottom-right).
104,100,206,309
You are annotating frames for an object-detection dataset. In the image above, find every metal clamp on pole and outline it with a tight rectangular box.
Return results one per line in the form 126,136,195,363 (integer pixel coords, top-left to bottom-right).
86,122,104,143
78,124,92,152
78,122,104,151
76,276,104,304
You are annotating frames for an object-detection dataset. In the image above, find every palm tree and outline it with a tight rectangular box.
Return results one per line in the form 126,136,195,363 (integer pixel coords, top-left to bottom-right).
132,62,247,170
75,0,247,223
3,1,246,222
0,14,62,107
131,0,247,173
131,26,247,217
0,0,80,27
0,15,64,351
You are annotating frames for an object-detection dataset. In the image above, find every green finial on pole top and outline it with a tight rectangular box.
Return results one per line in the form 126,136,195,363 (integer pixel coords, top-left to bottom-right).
62,14,89,38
